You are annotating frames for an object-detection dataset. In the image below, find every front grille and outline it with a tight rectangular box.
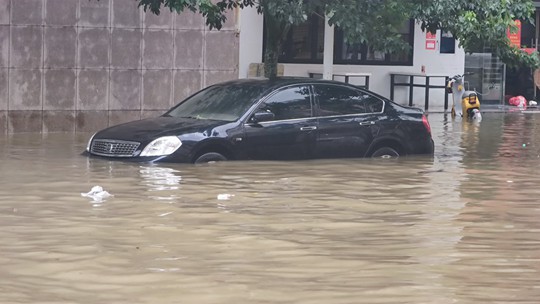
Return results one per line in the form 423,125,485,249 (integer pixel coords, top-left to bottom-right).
91,139,140,157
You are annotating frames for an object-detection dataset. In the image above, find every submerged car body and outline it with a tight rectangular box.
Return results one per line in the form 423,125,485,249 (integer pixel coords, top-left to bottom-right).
85,77,434,163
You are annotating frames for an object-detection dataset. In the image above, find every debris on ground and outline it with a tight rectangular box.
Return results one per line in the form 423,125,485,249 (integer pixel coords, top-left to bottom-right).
81,186,113,202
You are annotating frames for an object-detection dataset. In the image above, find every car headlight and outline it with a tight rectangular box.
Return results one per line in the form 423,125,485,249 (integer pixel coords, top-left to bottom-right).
140,136,182,157
86,132,96,152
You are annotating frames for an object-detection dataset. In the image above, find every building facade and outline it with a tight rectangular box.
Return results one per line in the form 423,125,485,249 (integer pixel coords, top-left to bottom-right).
1,1,473,134
238,7,466,111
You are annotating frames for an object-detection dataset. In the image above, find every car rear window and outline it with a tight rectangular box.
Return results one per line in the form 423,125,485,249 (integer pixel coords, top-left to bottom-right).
314,84,384,116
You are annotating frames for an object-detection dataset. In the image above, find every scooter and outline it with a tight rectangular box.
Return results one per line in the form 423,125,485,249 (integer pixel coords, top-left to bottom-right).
446,73,482,120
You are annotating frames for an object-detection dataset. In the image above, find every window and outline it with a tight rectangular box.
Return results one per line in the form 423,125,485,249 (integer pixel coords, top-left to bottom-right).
258,86,312,120
363,94,384,113
335,19,414,65
270,17,414,66
281,14,325,61
314,85,384,116
166,83,265,121
440,31,456,54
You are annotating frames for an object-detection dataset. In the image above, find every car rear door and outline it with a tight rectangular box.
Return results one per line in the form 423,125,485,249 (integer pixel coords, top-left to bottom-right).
242,85,317,160
312,84,384,158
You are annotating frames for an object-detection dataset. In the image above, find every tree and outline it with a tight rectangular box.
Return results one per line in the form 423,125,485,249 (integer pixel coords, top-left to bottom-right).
137,0,540,78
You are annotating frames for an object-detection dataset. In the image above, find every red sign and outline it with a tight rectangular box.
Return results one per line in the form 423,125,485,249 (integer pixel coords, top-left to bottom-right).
425,31,437,50
425,40,436,50
507,20,522,47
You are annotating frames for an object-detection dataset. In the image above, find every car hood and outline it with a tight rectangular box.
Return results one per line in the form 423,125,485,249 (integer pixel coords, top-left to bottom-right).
94,116,227,142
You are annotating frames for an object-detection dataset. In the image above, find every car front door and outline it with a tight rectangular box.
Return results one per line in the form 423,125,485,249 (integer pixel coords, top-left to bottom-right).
242,85,317,160
313,84,384,158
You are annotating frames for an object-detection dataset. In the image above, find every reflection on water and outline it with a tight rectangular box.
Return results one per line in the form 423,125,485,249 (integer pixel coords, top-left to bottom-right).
0,113,539,303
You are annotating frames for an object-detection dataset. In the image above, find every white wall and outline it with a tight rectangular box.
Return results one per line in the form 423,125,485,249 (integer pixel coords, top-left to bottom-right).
238,6,264,78
238,10,465,111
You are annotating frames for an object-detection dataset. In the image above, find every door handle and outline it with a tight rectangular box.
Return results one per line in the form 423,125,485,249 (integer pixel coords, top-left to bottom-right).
300,126,317,131
359,121,375,126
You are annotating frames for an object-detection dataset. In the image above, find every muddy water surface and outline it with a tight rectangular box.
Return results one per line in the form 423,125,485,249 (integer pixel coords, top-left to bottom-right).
1,113,539,303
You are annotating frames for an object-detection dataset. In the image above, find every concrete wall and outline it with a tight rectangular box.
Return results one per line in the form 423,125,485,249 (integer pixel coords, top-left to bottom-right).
238,9,465,111
0,0,239,133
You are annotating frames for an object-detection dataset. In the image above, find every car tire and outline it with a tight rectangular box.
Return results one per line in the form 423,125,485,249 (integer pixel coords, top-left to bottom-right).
194,152,227,164
371,147,400,159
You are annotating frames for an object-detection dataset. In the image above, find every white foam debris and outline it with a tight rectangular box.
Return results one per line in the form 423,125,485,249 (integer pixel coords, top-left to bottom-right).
81,185,113,202
217,193,234,200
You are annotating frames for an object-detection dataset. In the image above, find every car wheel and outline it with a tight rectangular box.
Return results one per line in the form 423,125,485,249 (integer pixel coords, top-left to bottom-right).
194,152,227,164
371,147,400,159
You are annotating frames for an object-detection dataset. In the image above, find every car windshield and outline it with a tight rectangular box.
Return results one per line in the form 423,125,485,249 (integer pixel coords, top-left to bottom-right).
165,83,266,122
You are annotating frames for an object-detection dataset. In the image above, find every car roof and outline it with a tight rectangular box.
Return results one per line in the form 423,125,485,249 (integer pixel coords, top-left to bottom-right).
211,77,359,91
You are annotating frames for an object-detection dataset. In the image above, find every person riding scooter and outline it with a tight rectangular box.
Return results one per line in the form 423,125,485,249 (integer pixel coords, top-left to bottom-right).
447,73,482,120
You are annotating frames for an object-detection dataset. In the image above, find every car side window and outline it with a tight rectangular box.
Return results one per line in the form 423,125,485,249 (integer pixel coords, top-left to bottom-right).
363,93,384,113
258,86,312,120
314,84,384,116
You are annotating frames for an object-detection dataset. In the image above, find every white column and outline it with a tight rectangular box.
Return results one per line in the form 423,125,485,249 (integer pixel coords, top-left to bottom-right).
323,14,334,80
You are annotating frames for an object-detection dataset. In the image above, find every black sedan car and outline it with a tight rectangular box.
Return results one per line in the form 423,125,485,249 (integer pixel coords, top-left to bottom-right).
85,77,434,163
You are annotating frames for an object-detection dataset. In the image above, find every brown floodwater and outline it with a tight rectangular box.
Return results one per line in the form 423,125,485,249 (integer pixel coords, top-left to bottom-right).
0,112,539,304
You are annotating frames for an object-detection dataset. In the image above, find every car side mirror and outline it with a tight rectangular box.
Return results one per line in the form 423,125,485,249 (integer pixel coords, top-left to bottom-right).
250,110,275,123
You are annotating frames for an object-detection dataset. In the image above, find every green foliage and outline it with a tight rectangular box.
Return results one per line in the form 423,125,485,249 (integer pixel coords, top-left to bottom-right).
138,0,540,76
138,0,253,30
328,1,415,55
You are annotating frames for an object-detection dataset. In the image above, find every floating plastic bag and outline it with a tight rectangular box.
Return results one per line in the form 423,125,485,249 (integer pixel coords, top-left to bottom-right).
217,193,234,200
81,186,113,202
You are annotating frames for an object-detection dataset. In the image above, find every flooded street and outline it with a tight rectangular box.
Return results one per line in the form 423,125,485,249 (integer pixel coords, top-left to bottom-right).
1,112,540,304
